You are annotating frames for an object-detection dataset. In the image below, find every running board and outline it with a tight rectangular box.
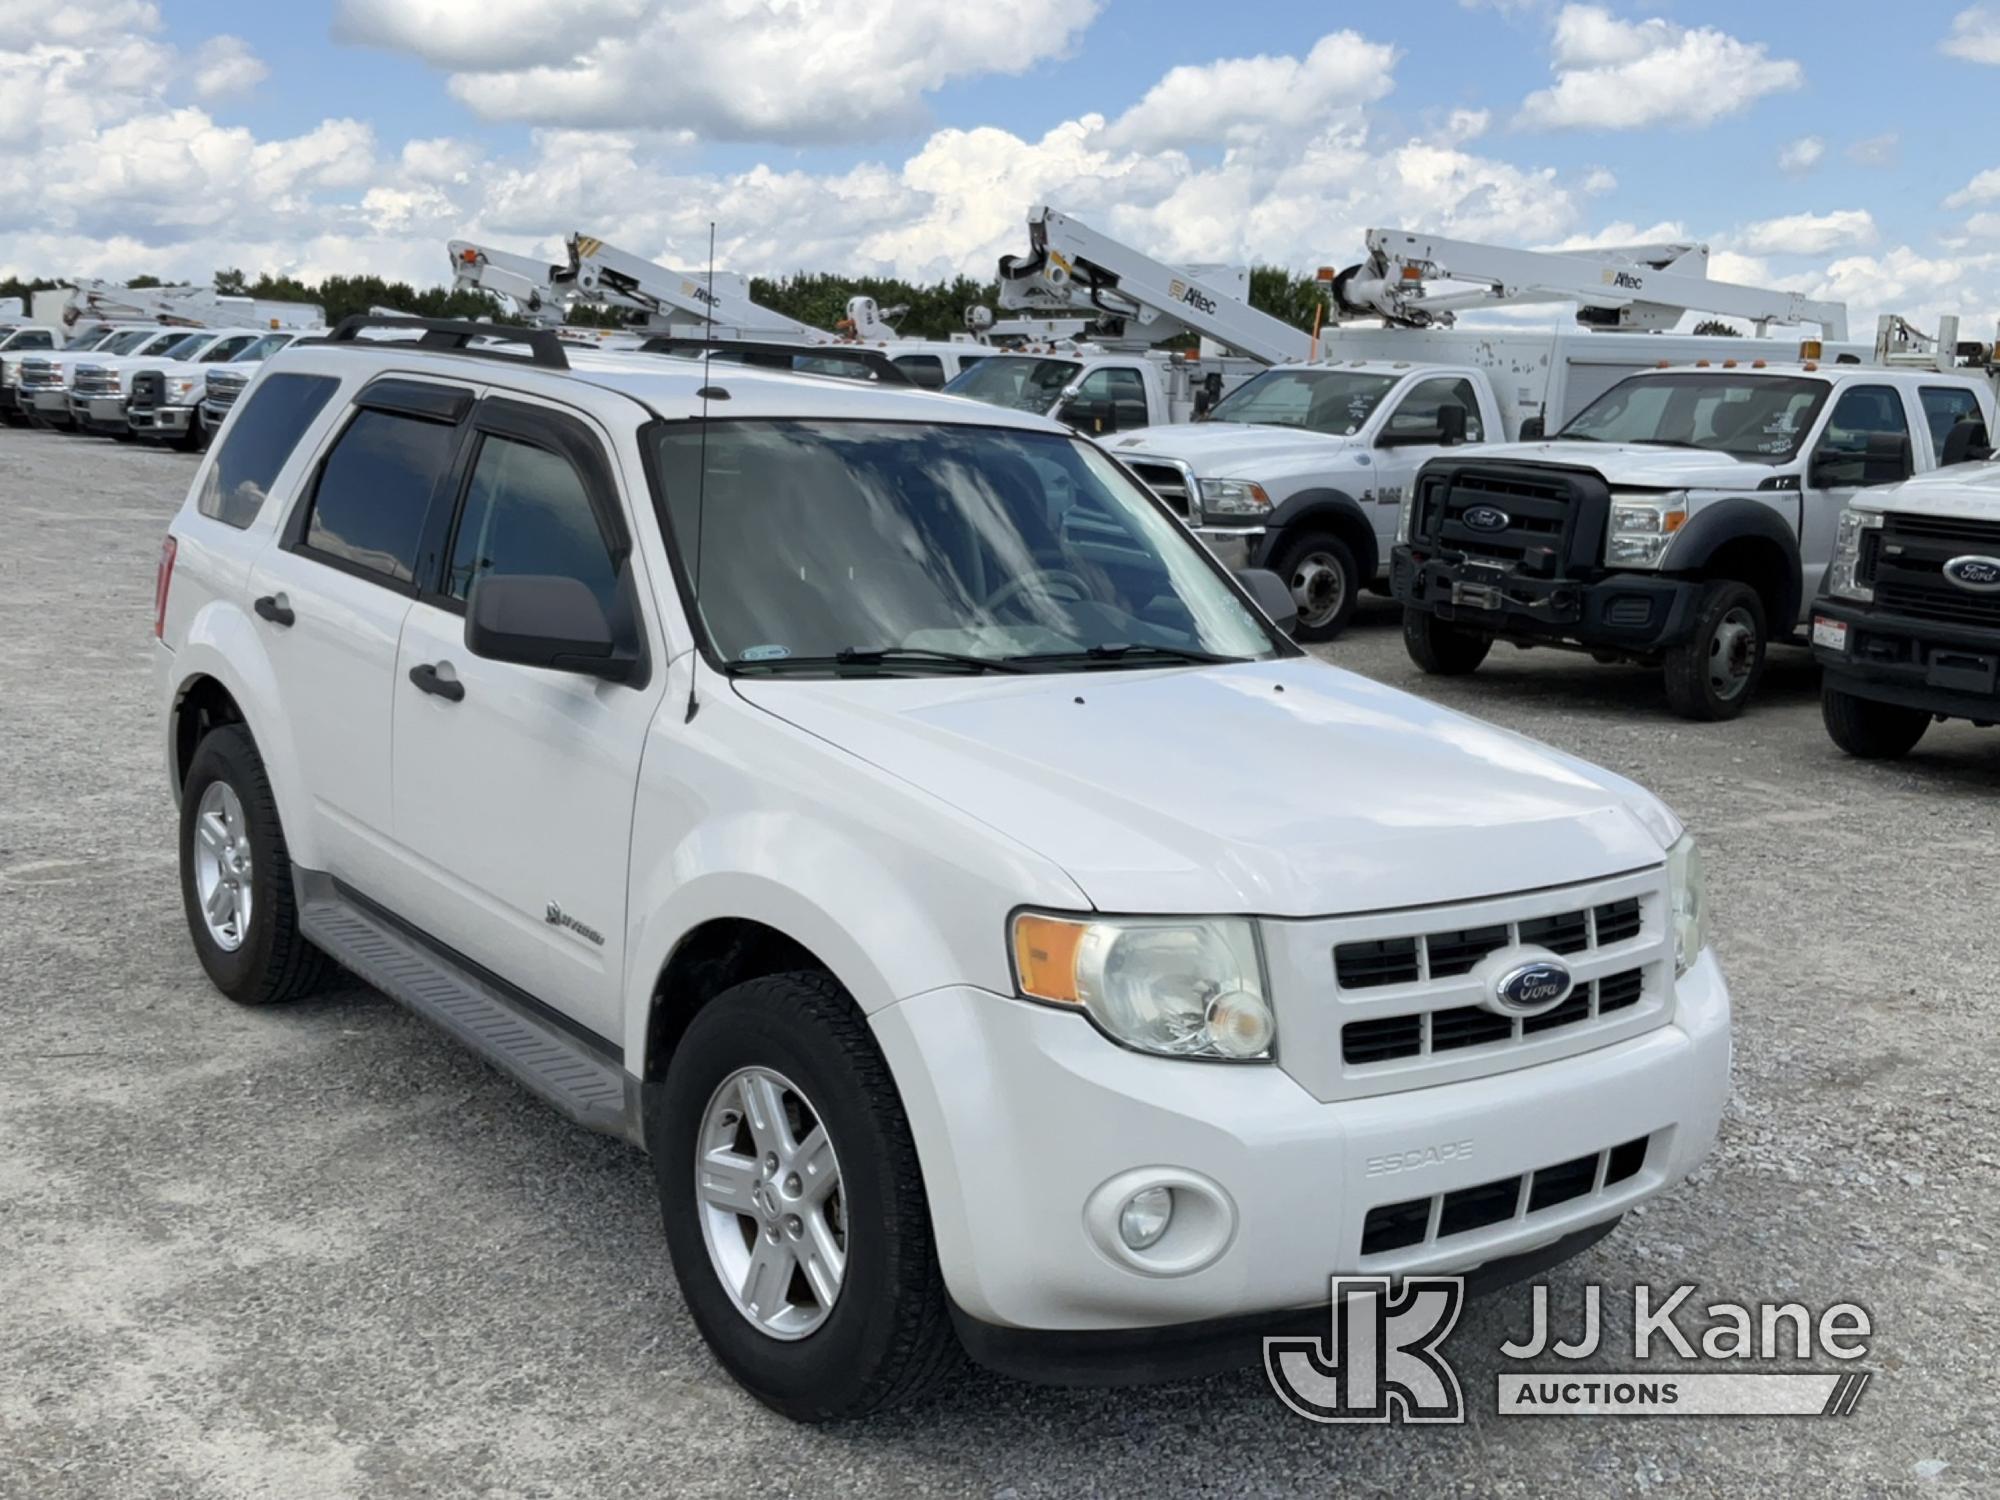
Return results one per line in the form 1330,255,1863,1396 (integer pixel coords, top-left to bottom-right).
296,872,640,1143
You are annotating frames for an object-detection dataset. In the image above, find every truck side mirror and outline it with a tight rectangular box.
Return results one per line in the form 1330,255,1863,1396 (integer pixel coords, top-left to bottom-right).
1437,403,1468,446
1235,567,1298,636
1861,431,1912,486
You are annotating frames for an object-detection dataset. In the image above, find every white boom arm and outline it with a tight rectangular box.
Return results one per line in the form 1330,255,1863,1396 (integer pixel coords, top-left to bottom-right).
567,233,828,342
449,241,575,326
1001,207,1314,365
59,278,316,329
1343,229,1850,341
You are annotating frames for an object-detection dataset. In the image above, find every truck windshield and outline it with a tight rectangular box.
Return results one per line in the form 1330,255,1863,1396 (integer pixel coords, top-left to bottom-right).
1559,373,1830,460
153,334,209,360
100,331,156,355
942,356,1082,415
1205,369,1398,435
650,420,1278,674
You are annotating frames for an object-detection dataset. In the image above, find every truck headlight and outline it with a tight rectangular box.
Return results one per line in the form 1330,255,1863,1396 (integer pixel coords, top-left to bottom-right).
1396,488,1418,545
1667,834,1707,977
1012,912,1274,1060
1606,493,1689,568
1197,478,1271,519
1828,506,1883,602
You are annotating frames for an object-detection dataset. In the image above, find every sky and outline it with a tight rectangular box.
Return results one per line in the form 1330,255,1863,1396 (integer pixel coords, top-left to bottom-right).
2,0,1996,339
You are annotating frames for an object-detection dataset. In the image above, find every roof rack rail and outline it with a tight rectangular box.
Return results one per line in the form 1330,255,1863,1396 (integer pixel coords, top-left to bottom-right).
637,336,911,385
312,314,570,370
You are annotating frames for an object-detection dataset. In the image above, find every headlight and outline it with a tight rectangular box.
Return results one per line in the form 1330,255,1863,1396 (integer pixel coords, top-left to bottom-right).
1012,912,1275,1060
1667,834,1707,977
166,376,196,399
1396,487,1418,545
1828,507,1884,602
1606,491,1689,568
1197,478,1271,519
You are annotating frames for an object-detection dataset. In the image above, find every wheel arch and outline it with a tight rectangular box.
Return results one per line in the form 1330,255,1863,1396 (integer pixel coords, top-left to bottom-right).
1666,500,1802,629
1263,489,1381,580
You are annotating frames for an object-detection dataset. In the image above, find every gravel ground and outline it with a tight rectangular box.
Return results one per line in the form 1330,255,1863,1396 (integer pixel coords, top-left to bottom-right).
2,423,1996,1498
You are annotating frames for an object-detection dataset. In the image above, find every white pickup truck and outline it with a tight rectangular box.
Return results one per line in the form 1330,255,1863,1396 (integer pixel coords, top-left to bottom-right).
1394,361,1998,719
153,315,1727,1421
72,328,265,439
127,329,291,450
18,327,190,429
0,321,63,423
944,349,1261,431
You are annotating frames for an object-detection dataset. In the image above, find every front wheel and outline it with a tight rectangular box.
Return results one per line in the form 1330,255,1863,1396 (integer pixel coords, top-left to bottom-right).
1402,607,1493,675
653,972,958,1422
1663,581,1767,721
1273,530,1360,642
1822,684,1930,759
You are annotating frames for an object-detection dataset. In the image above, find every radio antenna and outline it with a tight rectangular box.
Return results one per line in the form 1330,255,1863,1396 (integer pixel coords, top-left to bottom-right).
685,221,716,723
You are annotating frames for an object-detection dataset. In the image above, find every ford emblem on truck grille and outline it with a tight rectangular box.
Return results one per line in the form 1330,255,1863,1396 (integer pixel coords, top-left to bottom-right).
1463,505,1510,532
1491,959,1573,1016
1943,555,2000,592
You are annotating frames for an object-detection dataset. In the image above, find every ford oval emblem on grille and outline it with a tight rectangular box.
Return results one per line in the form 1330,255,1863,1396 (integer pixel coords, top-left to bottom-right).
1491,959,1573,1017
1463,505,1510,532
1944,555,2000,592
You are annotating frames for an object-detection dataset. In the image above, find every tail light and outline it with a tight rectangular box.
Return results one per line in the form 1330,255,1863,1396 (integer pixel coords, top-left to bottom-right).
154,535,177,639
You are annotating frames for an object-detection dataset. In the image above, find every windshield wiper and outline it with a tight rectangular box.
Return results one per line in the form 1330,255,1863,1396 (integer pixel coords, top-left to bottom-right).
732,646,1027,675
1004,642,1250,669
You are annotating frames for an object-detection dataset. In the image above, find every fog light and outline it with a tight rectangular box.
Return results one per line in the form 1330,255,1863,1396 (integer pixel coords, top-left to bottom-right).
1119,1186,1174,1249
1205,987,1275,1058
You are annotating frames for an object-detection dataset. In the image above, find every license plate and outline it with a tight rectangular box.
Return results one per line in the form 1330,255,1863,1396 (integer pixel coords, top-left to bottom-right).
1451,581,1502,611
1927,650,1997,693
1811,616,1848,651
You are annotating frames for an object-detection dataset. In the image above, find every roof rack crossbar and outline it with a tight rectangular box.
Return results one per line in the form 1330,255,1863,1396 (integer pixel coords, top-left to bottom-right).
636,336,912,385
318,314,570,370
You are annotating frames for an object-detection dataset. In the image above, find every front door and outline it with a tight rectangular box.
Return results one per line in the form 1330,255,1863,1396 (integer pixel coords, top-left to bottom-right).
389,396,664,1042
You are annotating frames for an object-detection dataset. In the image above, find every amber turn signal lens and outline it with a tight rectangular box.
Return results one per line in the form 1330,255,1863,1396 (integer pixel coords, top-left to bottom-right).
1013,914,1086,1003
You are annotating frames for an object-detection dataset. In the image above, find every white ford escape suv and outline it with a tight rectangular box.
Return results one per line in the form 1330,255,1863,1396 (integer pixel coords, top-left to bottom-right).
155,316,1731,1421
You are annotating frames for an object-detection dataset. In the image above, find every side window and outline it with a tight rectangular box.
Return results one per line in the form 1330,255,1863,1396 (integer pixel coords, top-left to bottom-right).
1385,376,1485,442
1814,385,1913,487
1069,367,1149,434
195,373,339,529
893,353,945,389
17,329,53,349
302,408,460,582
1920,386,1982,454
446,433,621,619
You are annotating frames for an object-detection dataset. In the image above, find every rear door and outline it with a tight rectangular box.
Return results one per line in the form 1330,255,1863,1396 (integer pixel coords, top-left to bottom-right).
386,394,665,1041
249,375,477,891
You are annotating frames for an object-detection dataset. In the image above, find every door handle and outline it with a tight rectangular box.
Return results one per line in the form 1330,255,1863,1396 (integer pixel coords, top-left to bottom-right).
409,663,465,703
253,594,294,627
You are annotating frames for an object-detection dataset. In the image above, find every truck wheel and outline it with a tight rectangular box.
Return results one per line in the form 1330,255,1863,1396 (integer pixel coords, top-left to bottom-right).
1402,607,1492,675
179,724,329,1005
1663,581,1766,721
1822,684,1930,759
1274,530,1359,642
652,972,958,1422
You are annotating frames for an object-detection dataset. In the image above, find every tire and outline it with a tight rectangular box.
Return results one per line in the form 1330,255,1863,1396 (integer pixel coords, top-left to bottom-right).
652,972,958,1422
1662,580,1767,721
1402,606,1493,675
1822,683,1930,759
178,723,329,1005
1273,530,1360,642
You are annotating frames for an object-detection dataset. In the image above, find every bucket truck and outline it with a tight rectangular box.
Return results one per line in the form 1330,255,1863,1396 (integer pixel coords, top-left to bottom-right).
55,279,322,333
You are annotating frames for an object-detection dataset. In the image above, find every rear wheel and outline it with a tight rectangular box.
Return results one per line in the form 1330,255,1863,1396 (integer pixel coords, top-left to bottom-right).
1822,683,1930,759
1402,607,1493,675
1663,581,1766,721
653,972,957,1422
1274,530,1360,642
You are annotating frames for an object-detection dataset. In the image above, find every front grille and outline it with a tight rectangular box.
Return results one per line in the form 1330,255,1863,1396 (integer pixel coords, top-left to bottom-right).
1336,898,1641,991
74,366,119,396
1420,468,1576,567
130,371,164,409
1872,512,2000,629
1126,459,1194,518
1341,966,1648,1063
205,370,248,409
1361,1134,1651,1256
21,359,60,390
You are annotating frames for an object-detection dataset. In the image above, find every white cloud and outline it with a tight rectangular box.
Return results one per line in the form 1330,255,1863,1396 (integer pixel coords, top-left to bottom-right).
1516,5,1803,130
1946,166,2000,207
1777,135,1823,174
1738,209,1878,256
1846,133,1898,168
1442,108,1491,144
339,0,1102,144
192,36,268,100
1579,166,1616,193
0,0,161,49
1097,31,1396,150
1943,6,2000,63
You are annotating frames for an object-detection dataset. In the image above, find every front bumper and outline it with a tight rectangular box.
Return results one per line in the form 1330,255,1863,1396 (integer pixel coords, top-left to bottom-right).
1192,524,1263,572
871,953,1729,1352
29,388,72,418
1812,597,2000,723
70,394,129,431
128,402,195,436
1393,545,1702,651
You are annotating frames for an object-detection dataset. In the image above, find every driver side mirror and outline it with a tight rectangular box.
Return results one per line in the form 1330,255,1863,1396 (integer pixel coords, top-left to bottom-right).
1236,566,1298,636
465,571,642,684
1436,403,1468,446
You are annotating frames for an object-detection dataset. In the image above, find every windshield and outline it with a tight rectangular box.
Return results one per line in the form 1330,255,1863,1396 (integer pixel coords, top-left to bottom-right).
232,333,292,362
1559,373,1831,460
651,420,1279,673
101,330,155,355
134,332,189,357
942,356,1082,415
154,334,209,360
1205,368,1398,435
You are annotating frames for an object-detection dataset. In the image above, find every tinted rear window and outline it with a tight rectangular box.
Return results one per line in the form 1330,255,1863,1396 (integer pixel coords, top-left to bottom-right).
196,373,339,529
303,408,458,582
